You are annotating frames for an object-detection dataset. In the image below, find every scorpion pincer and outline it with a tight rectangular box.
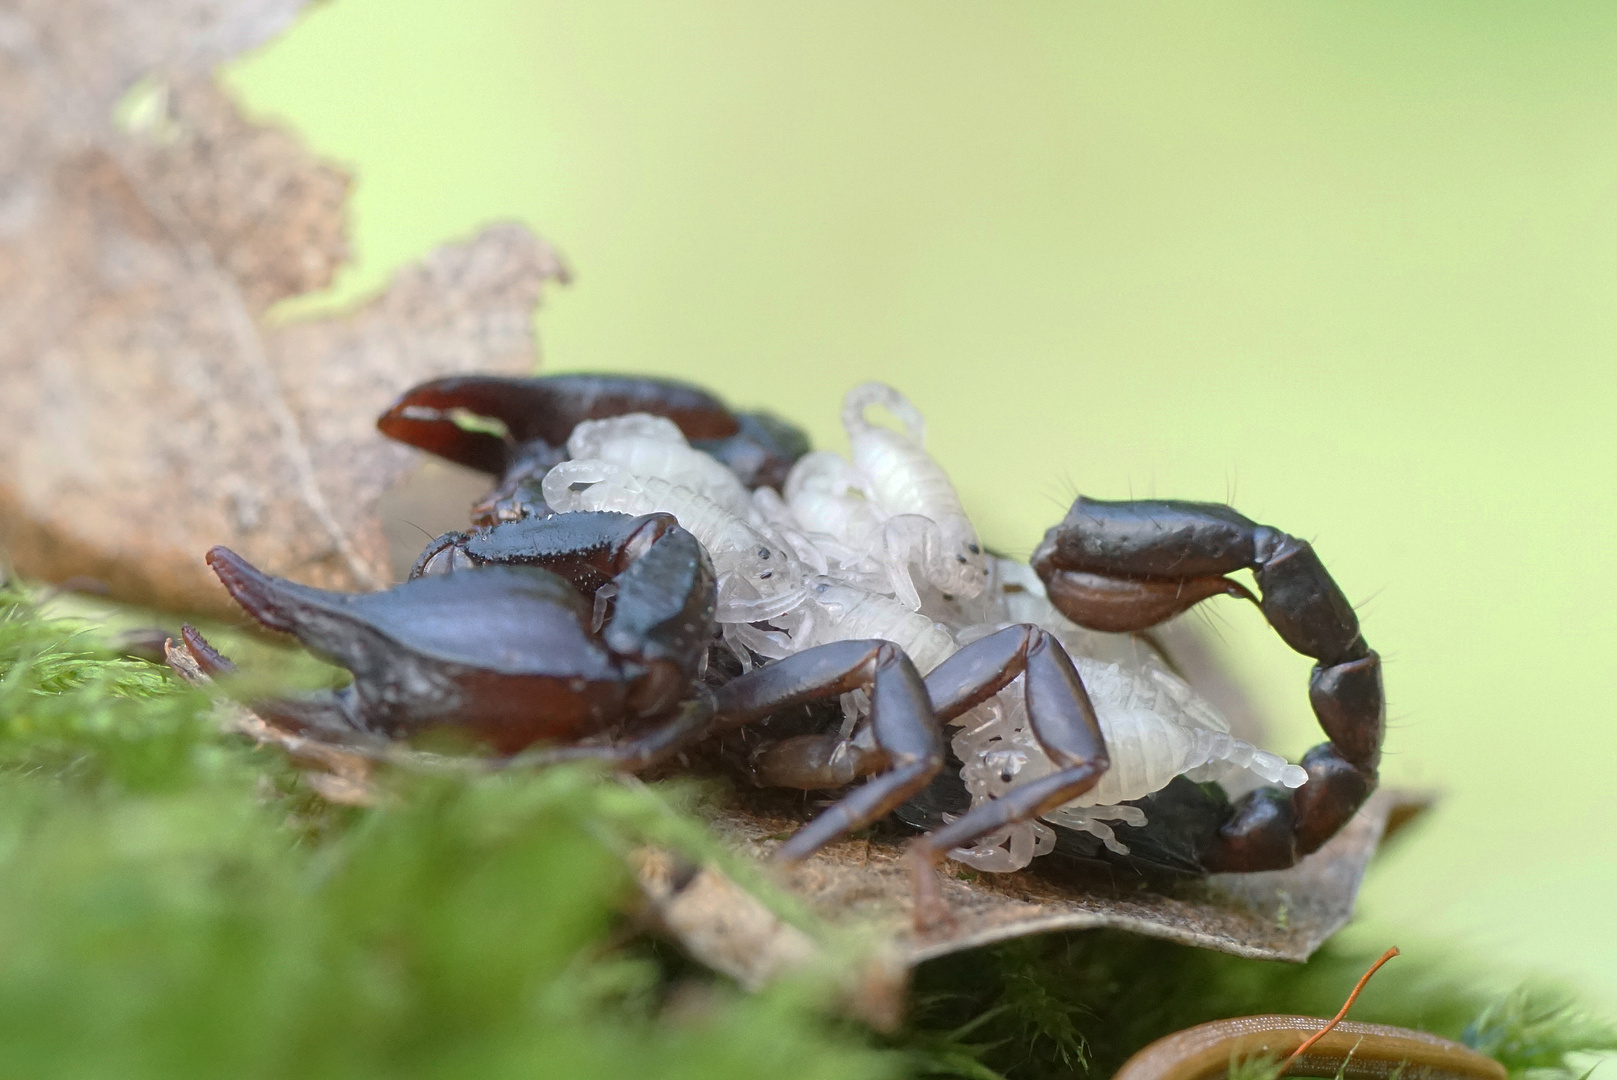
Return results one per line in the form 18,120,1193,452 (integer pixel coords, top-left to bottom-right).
376,373,810,524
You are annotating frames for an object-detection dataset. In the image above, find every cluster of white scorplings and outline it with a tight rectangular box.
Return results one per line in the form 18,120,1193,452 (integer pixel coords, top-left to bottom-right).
545,383,1306,872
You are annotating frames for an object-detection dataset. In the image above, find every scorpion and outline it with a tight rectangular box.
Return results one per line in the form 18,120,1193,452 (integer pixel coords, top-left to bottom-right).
192,371,1384,927
509,382,1326,873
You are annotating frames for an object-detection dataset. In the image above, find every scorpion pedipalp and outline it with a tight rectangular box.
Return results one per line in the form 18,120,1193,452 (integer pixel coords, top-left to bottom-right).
377,374,740,474
205,544,630,753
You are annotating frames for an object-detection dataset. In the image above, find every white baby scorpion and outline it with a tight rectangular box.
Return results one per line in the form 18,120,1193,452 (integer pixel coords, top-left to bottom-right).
567,414,756,520
776,578,959,674
778,384,989,608
839,382,989,601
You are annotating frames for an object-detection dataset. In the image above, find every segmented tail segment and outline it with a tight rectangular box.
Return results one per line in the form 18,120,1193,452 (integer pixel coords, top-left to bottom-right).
841,382,928,446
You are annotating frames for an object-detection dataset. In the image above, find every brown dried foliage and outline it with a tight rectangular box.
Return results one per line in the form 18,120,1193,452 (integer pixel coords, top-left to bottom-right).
0,0,568,615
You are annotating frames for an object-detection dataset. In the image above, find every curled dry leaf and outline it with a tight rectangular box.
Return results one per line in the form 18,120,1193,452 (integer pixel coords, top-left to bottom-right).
613,784,1414,1028
0,0,568,614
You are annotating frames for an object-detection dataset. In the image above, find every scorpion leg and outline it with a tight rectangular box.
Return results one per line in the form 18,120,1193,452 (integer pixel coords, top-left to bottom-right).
720,627,1107,929
912,625,1109,853
1032,496,1383,872
900,625,1108,927
506,691,718,772
711,640,945,863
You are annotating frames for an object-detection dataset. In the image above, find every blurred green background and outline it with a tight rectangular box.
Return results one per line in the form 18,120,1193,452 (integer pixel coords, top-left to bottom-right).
227,1,1617,1007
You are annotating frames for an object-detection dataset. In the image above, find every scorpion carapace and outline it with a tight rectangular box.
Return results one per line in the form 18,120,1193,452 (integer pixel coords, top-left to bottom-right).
196,512,1108,918
376,373,813,525
1031,496,1383,872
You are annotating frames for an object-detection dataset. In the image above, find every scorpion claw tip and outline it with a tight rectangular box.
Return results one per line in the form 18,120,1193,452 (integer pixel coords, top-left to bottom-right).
179,625,237,677
204,547,297,634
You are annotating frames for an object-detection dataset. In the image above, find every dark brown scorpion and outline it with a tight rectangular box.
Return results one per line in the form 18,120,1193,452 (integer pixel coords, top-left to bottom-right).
189,373,1384,925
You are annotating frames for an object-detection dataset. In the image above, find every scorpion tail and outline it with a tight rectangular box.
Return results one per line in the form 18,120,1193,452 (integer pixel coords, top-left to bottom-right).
1032,496,1383,873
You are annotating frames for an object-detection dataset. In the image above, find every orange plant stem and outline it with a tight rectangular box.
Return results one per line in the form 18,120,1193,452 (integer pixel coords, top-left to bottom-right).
1280,947,1401,1074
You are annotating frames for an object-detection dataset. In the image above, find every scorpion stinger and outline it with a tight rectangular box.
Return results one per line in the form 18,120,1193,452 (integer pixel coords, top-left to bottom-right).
1031,496,1384,872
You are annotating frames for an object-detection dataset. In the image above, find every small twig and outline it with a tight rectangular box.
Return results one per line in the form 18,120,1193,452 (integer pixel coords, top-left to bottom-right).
1281,947,1401,1073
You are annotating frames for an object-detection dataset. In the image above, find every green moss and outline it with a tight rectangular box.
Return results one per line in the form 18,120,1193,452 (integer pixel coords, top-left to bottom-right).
0,584,1610,1080
0,585,894,1080
901,933,1617,1079
1466,989,1617,1080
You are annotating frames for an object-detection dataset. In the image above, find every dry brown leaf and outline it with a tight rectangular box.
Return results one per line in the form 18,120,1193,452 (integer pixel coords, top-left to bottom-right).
620,782,1414,1030
690,785,1408,969
0,2,568,614
0,0,306,170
